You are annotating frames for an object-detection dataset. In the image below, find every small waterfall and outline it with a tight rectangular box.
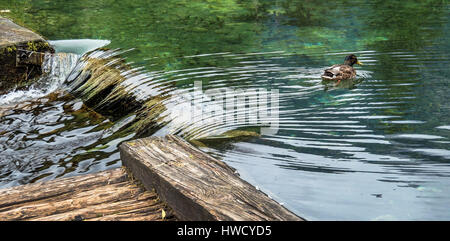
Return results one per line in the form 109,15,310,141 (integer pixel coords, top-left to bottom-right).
0,52,79,105
66,48,187,138
65,48,278,141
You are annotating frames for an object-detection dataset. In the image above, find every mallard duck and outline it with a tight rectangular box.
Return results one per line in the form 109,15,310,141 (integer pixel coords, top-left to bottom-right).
321,54,362,84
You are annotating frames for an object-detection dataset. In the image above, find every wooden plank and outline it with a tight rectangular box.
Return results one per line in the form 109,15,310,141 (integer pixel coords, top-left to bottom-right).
0,168,176,221
120,135,303,221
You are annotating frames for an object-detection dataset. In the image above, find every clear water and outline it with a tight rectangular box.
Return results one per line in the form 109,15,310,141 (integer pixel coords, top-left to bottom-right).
1,0,449,220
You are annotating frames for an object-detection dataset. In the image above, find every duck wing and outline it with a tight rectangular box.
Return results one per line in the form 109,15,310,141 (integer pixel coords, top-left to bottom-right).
321,64,356,80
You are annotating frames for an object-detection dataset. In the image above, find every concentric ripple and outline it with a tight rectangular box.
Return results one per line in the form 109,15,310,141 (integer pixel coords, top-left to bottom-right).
1,0,449,221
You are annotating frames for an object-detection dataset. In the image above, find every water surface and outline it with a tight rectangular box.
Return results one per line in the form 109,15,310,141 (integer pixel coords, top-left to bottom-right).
1,0,449,220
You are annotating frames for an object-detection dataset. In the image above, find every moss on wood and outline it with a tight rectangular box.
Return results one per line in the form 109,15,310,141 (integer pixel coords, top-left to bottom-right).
0,17,54,95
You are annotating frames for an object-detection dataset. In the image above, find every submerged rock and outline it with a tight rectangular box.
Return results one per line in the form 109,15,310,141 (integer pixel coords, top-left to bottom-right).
0,17,54,95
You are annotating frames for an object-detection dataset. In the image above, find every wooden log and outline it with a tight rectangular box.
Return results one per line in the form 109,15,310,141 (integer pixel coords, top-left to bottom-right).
119,135,303,221
0,17,46,48
0,17,54,94
0,168,176,221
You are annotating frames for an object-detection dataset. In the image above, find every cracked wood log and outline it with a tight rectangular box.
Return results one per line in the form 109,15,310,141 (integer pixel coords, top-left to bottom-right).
0,17,54,94
0,168,175,221
119,135,303,221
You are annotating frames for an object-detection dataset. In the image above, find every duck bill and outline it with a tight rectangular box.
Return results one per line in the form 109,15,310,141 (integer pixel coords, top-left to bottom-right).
356,61,363,65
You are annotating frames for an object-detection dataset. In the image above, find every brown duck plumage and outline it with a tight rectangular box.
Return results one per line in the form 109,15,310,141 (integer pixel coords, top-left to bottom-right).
321,54,362,84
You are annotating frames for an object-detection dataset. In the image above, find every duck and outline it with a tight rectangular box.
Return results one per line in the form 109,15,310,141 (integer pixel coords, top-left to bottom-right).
321,54,362,85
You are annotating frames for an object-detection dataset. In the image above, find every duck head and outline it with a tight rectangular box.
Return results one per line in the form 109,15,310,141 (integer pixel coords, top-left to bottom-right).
344,54,363,66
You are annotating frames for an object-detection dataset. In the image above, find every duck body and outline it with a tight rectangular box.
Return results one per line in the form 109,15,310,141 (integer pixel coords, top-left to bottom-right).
321,54,362,84
321,64,356,81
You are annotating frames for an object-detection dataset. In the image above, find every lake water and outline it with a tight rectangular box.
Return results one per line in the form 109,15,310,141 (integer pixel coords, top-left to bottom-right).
0,0,449,220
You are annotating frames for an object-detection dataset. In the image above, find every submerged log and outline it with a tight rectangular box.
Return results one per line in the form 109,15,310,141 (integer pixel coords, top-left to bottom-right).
0,168,175,221
120,135,303,221
0,17,54,94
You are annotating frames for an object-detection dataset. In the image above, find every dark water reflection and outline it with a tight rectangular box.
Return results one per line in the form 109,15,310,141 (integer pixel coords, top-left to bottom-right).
1,0,449,220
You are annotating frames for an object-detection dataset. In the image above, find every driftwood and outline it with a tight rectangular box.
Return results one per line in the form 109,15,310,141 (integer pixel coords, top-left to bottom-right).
0,168,175,221
120,135,303,221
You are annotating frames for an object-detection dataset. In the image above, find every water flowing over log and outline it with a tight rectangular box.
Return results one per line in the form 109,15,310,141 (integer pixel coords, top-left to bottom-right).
120,135,303,221
0,17,54,94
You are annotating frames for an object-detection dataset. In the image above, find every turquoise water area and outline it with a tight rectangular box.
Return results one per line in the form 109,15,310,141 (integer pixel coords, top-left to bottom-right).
0,0,449,220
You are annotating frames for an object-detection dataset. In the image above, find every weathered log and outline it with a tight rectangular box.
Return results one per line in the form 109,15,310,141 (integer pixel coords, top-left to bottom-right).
0,17,45,48
0,17,54,94
0,168,175,221
120,135,303,221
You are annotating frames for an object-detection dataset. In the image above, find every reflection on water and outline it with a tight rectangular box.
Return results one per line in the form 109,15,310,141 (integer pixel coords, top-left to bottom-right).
0,92,126,187
1,0,449,220
49,39,111,55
